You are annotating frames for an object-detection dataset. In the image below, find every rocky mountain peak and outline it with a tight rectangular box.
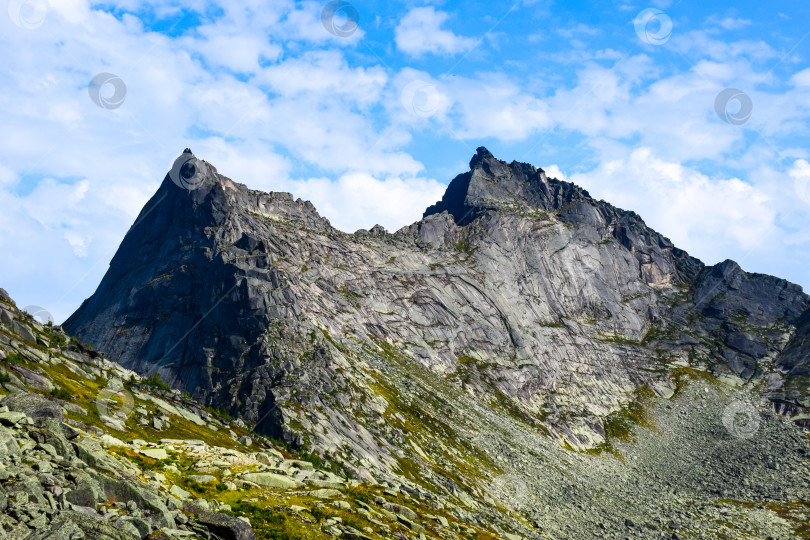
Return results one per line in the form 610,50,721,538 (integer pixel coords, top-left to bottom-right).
468,145,495,169
424,148,591,225
68,149,810,418
21,143,810,540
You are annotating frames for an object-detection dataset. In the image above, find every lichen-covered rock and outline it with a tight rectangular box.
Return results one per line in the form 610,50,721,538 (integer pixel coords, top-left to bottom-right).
30,512,140,539
7,364,54,392
183,500,256,540
241,472,301,489
2,392,63,421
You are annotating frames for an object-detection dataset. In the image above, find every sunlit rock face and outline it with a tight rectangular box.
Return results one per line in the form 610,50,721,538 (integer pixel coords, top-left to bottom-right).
63,148,810,538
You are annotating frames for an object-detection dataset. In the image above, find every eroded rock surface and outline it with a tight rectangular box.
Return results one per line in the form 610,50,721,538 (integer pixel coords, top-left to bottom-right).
57,148,810,539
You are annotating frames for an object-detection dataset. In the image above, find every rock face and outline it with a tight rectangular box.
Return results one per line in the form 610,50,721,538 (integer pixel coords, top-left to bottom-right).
64,148,809,444
60,148,810,538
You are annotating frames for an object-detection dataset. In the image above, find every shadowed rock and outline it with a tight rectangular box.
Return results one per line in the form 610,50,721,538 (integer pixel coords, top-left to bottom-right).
1,392,63,421
183,501,256,540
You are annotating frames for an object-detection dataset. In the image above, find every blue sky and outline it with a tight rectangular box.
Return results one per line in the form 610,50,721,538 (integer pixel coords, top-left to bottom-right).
1,0,809,322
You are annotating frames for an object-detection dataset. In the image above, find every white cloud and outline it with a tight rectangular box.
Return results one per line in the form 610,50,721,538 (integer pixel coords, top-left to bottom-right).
0,0,419,322
557,24,600,39
282,172,447,233
672,30,777,62
791,68,810,87
255,50,387,105
190,32,282,74
570,147,779,264
436,73,551,140
394,7,476,57
543,165,568,181
0,165,17,186
706,16,752,31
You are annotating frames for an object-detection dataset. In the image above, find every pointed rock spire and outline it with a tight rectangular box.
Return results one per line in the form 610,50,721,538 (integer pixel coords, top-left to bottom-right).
423,148,590,225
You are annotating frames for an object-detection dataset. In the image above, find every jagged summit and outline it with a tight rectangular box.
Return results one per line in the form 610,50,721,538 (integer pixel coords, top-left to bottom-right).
423,147,591,225
60,147,810,537
68,149,810,430
468,145,495,168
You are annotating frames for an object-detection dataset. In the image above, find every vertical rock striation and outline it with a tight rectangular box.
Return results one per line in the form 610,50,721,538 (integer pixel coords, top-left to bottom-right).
65,148,809,461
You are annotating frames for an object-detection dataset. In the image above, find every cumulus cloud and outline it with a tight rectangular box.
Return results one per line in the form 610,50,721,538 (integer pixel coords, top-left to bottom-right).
706,16,752,31
445,73,552,140
394,7,476,57
570,147,781,265
284,172,447,233
542,165,568,181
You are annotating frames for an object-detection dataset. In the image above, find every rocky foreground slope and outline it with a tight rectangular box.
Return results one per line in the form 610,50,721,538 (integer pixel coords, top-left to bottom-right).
1,290,486,539
57,148,810,538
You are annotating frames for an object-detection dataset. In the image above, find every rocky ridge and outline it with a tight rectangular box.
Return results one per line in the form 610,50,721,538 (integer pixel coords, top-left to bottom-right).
57,148,810,538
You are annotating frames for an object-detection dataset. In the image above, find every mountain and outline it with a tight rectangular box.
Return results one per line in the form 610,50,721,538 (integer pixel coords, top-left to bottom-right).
61,148,810,538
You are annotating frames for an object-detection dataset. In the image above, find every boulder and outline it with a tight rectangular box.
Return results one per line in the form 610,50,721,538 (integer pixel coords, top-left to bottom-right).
65,482,105,508
386,502,418,520
39,418,77,458
238,435,252,446
0,307,14,325
7,476,48,507
72,438,124,475
2,392,63,421
308,488,342,499
188,474,216,483
255,449,284,465
0,411,26,426
240,472,301,489
141,448,168,460
112,518,142,539
183,501,256,540
170,485,190,500
29,512,140,539
280,459,314,472
8,364,54,391
26,518,85,540
10,320,36,343
0,425,20,457
93,473,176,529
99,415,127,432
